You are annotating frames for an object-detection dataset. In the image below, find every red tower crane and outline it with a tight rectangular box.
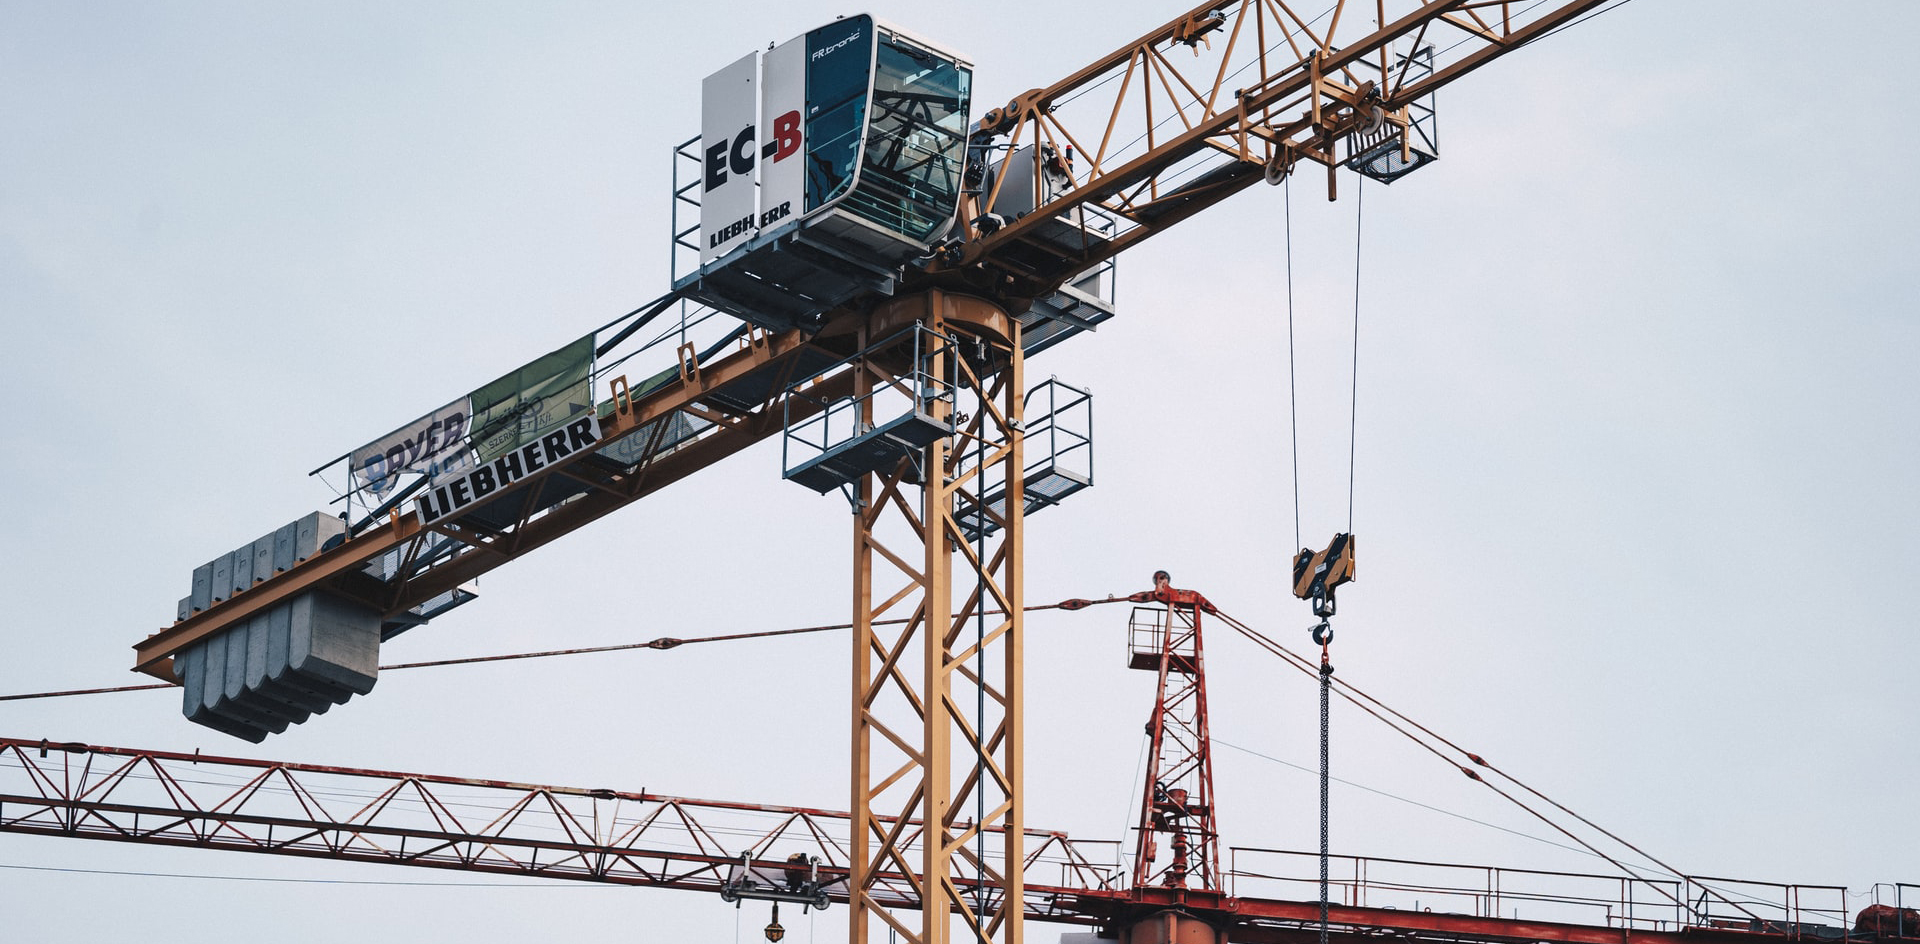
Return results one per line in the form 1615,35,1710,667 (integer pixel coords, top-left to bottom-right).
1126,573,1223,895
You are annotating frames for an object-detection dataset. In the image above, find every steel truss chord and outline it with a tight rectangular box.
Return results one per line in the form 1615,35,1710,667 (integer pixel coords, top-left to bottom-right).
0,737,1115,910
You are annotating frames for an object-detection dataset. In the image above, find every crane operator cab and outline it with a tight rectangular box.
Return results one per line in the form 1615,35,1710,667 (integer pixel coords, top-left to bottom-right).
676,15,973,332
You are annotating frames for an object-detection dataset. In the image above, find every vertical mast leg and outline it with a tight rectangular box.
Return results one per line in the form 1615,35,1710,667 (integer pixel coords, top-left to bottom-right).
851,291,1025,944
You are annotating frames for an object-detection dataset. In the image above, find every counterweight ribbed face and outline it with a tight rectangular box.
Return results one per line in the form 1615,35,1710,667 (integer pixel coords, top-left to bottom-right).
174,513,379,742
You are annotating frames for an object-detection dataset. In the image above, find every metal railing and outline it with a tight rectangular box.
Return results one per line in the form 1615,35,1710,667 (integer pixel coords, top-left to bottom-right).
781,323,959,488
1228,847,1854,935
1684,874,1852,937
1022,378,1093,489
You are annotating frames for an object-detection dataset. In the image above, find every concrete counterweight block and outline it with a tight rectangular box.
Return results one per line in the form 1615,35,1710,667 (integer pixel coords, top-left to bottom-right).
292,512,347,564
174,511,371,742
241,606,334,716
176,591,381,741
230,540,254,597
210,552,233,605
189,564,212,614
206,628,293,736
249,534,275,588
270,521,297,575
175,641,267,742
287,591,380,696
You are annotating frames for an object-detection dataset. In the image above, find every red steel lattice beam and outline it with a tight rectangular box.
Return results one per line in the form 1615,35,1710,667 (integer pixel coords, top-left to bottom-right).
1,737,1881,944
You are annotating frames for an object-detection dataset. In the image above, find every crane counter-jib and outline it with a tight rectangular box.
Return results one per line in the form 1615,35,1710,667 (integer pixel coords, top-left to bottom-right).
131,323,838,680
134,0,1617,738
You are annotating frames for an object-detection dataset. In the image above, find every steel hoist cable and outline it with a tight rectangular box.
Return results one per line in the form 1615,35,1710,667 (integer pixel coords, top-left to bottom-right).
1321,174,1369,942
1348,176,1364,534
1319,174,1366,943
1285,173,1303,553
1285,166,1370,944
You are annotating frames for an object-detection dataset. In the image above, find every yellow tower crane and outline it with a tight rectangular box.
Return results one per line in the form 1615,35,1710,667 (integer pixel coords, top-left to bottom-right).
129,5,1618,944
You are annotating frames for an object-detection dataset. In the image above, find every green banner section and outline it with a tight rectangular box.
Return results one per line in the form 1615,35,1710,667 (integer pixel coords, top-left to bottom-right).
467,334,596,465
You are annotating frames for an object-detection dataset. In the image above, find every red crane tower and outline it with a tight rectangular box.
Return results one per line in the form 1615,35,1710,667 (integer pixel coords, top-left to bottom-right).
1127,572,1223,896
1115,572,1232,944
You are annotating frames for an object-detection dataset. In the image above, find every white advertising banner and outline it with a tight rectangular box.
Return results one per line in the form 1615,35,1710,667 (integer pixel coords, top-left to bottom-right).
350,399,474,500
700,51,761,264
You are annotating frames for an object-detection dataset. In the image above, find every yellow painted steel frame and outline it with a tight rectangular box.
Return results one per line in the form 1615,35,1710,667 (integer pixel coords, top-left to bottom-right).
951,0,1610,297
852,291,1026,944
131,327,838,680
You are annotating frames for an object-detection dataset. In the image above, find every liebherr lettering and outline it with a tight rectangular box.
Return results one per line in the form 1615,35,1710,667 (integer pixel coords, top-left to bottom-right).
709,213,754,248
413,414,602,526
707,201,792,249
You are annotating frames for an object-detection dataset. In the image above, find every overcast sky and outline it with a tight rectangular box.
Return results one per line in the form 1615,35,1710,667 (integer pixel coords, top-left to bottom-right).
3,2,1916,942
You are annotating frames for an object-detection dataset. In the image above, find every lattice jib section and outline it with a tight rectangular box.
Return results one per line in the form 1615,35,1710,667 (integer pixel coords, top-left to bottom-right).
953,0,1610,293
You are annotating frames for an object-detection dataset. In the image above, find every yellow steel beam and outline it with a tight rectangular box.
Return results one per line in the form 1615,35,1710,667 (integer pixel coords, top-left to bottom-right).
943,0,1608,298
132,323,837,680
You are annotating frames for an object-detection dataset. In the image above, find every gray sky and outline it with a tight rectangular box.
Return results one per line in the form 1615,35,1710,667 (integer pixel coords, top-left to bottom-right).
2,2,1915,941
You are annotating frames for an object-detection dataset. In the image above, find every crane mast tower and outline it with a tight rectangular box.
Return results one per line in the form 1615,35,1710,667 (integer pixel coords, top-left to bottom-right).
1128,574,1224,896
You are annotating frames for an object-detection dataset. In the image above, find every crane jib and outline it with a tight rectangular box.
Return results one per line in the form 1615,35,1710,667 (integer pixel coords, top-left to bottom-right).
412,415,602,527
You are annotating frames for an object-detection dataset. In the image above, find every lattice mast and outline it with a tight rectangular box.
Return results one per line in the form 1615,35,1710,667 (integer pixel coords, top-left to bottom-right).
1126,572,1222,891
848,293,1029,944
